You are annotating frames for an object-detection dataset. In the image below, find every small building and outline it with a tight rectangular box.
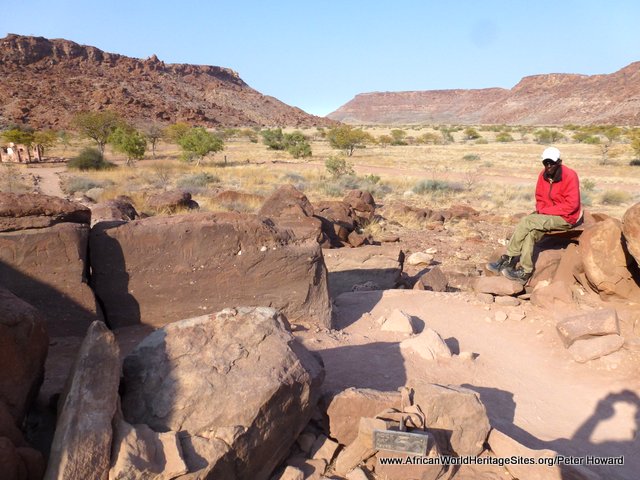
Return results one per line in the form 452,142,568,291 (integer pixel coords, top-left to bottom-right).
0,143,43,163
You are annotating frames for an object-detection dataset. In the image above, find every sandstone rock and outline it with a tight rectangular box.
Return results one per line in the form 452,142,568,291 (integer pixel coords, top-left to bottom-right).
121,307,324,480
109,409,188,480
44,321,120,480
494,311,508,323
494,295,521,306
0,222,102,336
333,418,388,476
286,457,326,480
400,328,452,361
443,204,479,221
406,252,434,266
343,190,375,222
380,309,417,334
90,196,138,226
345,468,369,480
17,446,45,480
90,212,331,329
213,190,264,208
347,230,369,247
296,432,316,454
0,192,90,232
259,185,322,242
488,428,561,480
530,280,574,309
567,334,625,363
0,288,48,423
352,281,381,292
413,383,490,456
476,293,494,304
323,245,403,298
276,465,304,480
579,218,640,301
0,402,26,447
417,266,448,292
0,436,23,480
310,434,340,463
325,388,401,446
473,276,524,296
313,201,357,246
622,202,640,265
556,309,620,347
146,190,198,213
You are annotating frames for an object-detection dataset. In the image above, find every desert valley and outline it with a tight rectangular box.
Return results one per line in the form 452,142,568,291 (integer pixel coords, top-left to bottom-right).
1,35,640,480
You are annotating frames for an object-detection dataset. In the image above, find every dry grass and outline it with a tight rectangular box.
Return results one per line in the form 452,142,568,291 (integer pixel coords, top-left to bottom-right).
49,126,639,220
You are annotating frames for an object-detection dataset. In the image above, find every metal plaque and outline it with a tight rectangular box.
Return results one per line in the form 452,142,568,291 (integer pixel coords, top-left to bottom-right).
373,429,430,456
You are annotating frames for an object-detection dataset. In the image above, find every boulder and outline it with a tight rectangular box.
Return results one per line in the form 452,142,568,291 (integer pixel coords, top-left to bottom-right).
121,307,324,480
0,192,90,232
323,245,404,298
412,383,490,456
146,190,198,213
90,196,138,226
0,288,48,423
213,190,264,208
400,328,452,361
325,388,401,446
567,334,625,363
473,276,524,296
416,267,448,292
44,321,120,480
313,200,357,246
622,202,640,266
0,222,102,336
579,218,640,301
556,309,620,347
89,212,331,329
342,190,375,223
379,309,417,334
443,204,479,221
347,230,370,248
258,185,322,242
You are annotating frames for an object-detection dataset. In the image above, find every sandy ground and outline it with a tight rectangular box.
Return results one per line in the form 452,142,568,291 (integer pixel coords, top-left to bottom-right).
295,290,640,480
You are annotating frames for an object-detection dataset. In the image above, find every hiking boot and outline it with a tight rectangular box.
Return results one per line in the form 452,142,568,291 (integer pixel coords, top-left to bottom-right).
502,266,532,285
486,255,516,274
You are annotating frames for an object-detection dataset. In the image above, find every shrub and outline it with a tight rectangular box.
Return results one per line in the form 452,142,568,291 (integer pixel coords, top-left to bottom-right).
475,138,488,144
283,131,312,158
534,128,565,144
600,190,631,205
67,147,115,171
495,132,514,142
463,127,481,140
63,176,113,194
582,178,596,192
325,155,354,178
462,154,480,161
176,172,220,190
413,179,464,195
629,159,640,166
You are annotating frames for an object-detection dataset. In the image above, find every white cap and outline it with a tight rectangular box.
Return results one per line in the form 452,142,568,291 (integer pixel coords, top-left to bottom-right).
541,147,561,162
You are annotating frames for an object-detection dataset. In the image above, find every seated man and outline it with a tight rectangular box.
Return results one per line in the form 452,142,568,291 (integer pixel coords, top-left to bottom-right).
487,146,582,284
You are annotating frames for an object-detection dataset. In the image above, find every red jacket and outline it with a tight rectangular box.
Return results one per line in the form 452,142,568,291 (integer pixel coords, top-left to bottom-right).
535,164,582,225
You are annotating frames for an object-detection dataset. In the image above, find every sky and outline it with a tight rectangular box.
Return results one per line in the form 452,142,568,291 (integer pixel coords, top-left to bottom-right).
2,0,640,117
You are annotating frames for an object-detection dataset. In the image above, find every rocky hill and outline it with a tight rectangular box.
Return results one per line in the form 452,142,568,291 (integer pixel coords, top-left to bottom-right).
0,34,334,129
328,63,640,125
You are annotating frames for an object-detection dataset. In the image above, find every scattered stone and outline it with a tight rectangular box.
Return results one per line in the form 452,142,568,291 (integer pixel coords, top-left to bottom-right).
296,432,316,454
44,321,120,480
488,428,561,480
400,328,452,361
413,383,490,456
325,388,401,446
286,456,327,480
476,293,494,304
310,435,340,464
0,288,48,423
345,467,369,480
556,308,620,347
352,281,381,292
494,311,508,323
121,307,324,480
343,190,375,223
90,196,139,226
494,295,521,306
417,266,448,292
380,309,417,334
406,252,434,266
568,334,625,363
458,352,475,361
379,235,400,243
473,276,524,296
259,185,323,242
333,417,389,476
530,280,574,309
277,465,304,480
146,189,198,213
509,309,527,322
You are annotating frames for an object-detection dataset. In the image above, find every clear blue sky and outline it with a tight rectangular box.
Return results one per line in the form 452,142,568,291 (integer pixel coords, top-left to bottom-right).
2,0,639,116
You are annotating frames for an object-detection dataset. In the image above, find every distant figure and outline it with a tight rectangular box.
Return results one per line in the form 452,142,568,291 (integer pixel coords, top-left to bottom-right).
486,146,582,284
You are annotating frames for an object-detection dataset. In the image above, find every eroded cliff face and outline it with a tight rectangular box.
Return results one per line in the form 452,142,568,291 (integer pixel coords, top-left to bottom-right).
0,34,334,128
329,63,640,125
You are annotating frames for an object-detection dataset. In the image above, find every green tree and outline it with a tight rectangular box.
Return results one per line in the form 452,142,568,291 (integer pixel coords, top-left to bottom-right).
533,128,565,144
283,131,312,158
390,129,408,146
325,155,354,178
33,130,58,156
72,110,123,155
629,129,640,159
326,125,371,156
110,127,147,166
463,127,481,140
178,127,224,165
261,128,286,150
163,122,191,144
140,122,164,158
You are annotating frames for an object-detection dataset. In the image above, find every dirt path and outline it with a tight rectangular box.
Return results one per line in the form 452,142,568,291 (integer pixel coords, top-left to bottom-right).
28,165,66,198
296,289,639,480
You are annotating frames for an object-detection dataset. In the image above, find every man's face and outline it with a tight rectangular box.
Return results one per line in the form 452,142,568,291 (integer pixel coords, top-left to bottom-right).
543,159,561,176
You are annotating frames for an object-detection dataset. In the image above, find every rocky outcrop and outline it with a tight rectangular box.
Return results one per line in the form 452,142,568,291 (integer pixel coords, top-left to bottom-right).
0,34,334,128
0,197,102,336
329,62,640,125
44,321,120,480
90,212,331,329
90,196,138,226
622,202,640,266
146,190,199,213
258,185,323,242
121,307,324,480
0,288,48,423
